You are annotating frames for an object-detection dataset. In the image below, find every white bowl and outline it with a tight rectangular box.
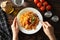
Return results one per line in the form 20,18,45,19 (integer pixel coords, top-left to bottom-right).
17,7,43,34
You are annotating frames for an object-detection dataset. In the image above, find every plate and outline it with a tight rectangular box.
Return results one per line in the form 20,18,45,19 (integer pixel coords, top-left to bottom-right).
17,7,43,34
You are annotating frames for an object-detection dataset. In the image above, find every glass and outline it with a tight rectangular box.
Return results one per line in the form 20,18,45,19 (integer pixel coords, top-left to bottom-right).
51,16,59,22
44,11,52,18
12,0,24,6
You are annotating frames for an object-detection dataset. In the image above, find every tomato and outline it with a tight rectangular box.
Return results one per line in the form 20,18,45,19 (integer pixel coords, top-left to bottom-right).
43,1,48,6
40,6,45,11
34,0,39,4
37,2,42,7
40,0,45,3
46,5,52,10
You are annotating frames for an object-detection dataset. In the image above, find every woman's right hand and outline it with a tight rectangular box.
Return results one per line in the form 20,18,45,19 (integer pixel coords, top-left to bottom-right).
42,21,56,40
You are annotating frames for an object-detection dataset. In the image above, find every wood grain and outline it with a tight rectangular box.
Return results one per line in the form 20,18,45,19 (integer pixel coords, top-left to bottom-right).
0,0,60,40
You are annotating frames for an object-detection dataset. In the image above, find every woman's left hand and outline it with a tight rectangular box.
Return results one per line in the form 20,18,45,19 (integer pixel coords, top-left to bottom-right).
11,17,19,37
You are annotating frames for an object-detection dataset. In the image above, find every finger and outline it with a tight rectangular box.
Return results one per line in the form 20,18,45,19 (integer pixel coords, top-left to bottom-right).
40,21,43,24
42,22,48,28
13,17,17,27
43,24,46,29
16,21,19,29
45,22,52,27
41,22,45,28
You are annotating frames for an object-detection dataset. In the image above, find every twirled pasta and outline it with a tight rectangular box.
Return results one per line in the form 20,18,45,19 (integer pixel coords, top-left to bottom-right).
20,11,39,30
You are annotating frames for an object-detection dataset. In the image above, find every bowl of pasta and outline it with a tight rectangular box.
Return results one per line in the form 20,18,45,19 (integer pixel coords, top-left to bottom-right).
17,7,43,34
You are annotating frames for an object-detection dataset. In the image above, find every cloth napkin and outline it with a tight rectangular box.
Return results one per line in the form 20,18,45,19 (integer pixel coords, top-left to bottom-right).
0,8,11,40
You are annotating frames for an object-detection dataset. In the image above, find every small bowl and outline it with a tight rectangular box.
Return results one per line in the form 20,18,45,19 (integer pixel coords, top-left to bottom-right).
12,0,24,6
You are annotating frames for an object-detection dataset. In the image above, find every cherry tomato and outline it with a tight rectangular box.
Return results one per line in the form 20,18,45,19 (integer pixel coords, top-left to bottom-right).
43,1,48,6
37,2,42,7
40,0,45,3
40,6,45,11
34,0,39,4
46,5,52,10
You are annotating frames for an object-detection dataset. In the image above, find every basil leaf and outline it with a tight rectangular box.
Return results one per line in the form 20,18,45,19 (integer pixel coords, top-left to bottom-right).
31,16,35,23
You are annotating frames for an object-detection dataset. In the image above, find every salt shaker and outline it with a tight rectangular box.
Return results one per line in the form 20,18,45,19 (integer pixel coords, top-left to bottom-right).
44,11,52,18
51,15,59,22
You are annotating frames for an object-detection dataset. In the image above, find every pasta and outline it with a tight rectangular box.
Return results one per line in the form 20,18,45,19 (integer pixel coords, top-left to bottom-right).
19,11,39,30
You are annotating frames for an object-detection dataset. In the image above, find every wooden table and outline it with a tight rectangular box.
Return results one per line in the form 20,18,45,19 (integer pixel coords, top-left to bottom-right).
0,0,60,40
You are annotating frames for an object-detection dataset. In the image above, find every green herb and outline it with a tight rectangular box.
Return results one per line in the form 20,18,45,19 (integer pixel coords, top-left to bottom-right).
31,16,35,23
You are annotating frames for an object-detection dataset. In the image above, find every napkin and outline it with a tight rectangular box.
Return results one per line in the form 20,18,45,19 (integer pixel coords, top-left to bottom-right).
0,7,11,40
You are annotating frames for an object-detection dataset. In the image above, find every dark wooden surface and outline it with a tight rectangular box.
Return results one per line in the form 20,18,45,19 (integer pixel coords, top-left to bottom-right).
5,0,60,40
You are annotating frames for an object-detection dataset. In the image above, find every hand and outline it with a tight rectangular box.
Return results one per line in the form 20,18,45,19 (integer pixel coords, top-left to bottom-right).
11,17,19,40
42,21,56,40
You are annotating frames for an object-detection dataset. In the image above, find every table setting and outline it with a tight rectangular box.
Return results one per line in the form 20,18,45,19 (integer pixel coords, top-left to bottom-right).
0,0,60,40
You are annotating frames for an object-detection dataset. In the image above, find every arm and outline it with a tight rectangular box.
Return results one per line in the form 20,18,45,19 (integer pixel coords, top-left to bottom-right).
42,21,56,40
13,35,18,40
11,17,19,40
